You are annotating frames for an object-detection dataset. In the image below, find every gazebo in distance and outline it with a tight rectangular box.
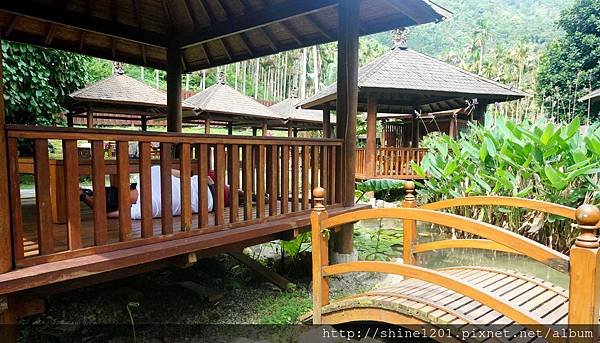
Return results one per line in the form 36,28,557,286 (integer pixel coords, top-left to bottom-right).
270,87,336,137
183,72,283,136
68,66,195,130
301,30,527,180
580,88,600,103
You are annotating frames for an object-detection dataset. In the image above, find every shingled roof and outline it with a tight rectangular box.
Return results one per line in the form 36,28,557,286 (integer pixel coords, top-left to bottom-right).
68,72,195,118
580,88,600,103
300,45,528,113
184,81,282,124
270,95,336,129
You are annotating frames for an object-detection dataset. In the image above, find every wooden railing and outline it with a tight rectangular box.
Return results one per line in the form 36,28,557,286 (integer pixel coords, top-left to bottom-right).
5,125,343,269
310,183,600,336
355,147,427,179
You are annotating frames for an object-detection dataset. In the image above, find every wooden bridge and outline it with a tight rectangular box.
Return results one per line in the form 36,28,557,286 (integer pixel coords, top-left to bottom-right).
308,183,600,341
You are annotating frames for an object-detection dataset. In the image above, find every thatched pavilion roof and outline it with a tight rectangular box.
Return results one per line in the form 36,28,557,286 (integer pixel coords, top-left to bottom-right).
580,88,600,103
68,72,195,119
184,80,282,125
0,1,450,72
300,45,528,113
270,94,336,129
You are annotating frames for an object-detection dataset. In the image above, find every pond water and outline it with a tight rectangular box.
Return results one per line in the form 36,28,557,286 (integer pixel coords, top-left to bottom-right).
355,219,569,289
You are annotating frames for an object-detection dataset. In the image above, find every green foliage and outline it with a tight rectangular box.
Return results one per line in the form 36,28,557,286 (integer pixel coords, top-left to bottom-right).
417,116,600,252
354,223,404,261
536,0,600,120
355,179,405,202
257,287,312,324
2,42,89,126
394,0,571,57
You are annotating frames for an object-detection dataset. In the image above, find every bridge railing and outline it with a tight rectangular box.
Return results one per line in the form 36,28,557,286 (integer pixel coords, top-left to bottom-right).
309,186,600,334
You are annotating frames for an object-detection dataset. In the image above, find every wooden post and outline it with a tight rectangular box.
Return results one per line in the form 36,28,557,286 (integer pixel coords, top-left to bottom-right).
86,106,94,128
141,117,148,131
322,103,331,138
448,113,457,138
166,44,182,133
66,112,74,127
262,122,268,137
411,107,419,148
473,101,488,125
366,94,377,178
0,34,12,274
227,123,233,135
310,187,329,324
252,127,258,136
204,118,211,134
333,0,359,255
287,125,293,137
568,204,600,338
402,181,417,265
293,128,298,138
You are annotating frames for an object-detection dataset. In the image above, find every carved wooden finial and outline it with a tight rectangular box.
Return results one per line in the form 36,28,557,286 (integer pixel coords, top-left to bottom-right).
574,204,600,248
313,187,326,212
404,181,415,202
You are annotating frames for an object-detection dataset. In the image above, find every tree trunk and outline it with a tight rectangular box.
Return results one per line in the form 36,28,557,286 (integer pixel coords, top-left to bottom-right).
235,62,239,90
141,66,144,82
155,69,160,88
300,47,307,99
312,45,319,94
254,59,260,99
185,74,190,91
242,61,247,94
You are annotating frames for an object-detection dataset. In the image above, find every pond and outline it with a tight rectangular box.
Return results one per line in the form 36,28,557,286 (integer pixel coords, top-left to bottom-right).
355,218,569,289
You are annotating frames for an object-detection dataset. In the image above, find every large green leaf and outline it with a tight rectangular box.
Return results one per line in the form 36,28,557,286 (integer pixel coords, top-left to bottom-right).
544,164,567,190
355,179,405,193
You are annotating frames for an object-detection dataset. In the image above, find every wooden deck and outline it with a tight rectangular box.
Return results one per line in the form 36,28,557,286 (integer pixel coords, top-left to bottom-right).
1,199,369,296
20,197,300,258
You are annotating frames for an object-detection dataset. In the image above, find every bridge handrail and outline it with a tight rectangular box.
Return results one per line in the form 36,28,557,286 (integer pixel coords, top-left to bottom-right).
309,186,600,332
320,207,569,272
420,196,576,219
322,261,552,337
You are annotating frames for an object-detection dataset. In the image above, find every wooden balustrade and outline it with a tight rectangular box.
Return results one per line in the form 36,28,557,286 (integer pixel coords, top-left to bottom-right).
4,125,343,269
355,147,427,180
310,185,600,335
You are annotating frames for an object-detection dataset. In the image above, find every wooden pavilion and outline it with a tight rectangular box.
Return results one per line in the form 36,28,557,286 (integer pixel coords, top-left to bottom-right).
0,0,450,336
68,70,196,130
270,88,336,137
301,34,527,180
183,72,283,135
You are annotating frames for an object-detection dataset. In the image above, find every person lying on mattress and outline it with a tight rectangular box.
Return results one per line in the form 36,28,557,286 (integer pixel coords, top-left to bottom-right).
79,166,267,219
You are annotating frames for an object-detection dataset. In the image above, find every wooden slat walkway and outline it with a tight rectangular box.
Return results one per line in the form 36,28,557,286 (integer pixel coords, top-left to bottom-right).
320,266,570,339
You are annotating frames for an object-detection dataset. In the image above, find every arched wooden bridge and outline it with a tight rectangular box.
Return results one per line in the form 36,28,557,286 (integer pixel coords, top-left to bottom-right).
308,183,600,342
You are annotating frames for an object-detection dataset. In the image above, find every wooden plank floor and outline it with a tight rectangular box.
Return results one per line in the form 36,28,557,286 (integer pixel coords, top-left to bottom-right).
20,198,300,257
321,267,571,340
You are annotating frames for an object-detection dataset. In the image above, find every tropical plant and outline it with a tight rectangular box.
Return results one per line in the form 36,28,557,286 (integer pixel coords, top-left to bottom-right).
355,179,405,202
414,115,600,252
2,42,89,126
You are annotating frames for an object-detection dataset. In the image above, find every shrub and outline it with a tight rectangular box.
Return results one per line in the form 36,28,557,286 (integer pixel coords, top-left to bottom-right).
413,116,600,252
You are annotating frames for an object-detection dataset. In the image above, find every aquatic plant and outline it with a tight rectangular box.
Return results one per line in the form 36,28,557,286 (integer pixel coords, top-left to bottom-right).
414,116,600,252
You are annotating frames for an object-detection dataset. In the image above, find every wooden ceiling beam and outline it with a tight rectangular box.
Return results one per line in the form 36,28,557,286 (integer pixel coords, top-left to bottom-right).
0,1,168,47
44,23,58,45
280,22,303,46
307,15,332,40
5,15,19,37
239,33,255,57
176,0,337,49
259,27,278,52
